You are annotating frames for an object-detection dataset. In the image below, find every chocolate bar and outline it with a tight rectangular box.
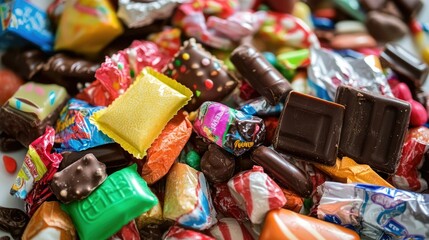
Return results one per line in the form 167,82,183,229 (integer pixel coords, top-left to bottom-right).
251,146,313,197
0,82,69,147
380,43,429,88
273,91,345,166
335,85,411,174
51,153,107,203
230,44,292,105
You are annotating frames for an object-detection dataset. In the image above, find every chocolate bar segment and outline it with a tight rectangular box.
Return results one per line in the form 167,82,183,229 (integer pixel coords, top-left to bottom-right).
273,91,344,166
251,146,313,197
230,44,292,105
335,85,411,174
380,43,429,88
51,153,107,203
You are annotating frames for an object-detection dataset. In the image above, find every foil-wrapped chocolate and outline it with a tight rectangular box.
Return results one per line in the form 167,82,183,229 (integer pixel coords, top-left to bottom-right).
0,207,29,240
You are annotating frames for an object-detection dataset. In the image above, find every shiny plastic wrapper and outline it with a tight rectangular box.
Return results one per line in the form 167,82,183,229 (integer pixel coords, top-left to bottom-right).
118,0,185,28
308,47,393,101
318,181,429,240
164,225,215,240
238,96,283,117
54,98,114,152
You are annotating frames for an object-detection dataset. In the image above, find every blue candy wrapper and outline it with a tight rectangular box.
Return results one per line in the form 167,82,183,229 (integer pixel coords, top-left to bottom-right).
238,96,283,117
0,0,54,51
317,181,429,240
55,98,114,152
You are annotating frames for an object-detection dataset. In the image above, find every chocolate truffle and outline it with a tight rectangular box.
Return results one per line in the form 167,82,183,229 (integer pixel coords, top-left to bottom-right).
201,144,236,183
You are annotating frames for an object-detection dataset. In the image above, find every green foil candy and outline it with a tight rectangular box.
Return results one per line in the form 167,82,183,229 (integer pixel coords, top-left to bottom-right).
61,164,158,240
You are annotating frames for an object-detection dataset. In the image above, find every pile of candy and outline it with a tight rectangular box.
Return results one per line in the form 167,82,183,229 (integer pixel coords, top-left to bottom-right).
1,0,429,239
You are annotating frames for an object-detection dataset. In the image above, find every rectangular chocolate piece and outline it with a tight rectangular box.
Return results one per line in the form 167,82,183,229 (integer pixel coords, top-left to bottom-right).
380,43,428,87
273,91,344,166
335,86,411,174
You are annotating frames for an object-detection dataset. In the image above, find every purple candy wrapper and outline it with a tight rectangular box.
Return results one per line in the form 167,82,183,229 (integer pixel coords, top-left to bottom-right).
193,101,265,156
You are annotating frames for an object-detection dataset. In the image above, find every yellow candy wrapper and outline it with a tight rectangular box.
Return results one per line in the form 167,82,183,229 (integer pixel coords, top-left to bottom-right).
314,157,394,188
91,67,193,159
54,0,123,57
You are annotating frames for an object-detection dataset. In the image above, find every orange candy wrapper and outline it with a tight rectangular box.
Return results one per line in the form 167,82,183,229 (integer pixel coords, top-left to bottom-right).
314,157,394,188
281,188,304,213
91,67,193,159
141,111,193,185
54,0,123,57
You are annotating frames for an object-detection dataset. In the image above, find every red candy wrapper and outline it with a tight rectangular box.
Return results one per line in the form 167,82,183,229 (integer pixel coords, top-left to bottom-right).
148,28,182,58
391,127,429,192
77,40,171,106
227,166,286,224
9,127,62,215
212,183,249,221
208,218,254,240
164,225,215,240
109,220,140,240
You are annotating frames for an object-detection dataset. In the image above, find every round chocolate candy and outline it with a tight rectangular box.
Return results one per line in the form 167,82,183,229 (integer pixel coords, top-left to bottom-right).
201,144,236,183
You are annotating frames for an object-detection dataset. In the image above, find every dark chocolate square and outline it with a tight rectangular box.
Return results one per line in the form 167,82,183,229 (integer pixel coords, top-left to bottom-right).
273,91,345,166
335,86,411,174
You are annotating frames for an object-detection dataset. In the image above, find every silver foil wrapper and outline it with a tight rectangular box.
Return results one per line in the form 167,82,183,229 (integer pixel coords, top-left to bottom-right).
118,0,186,28
308,47,393,101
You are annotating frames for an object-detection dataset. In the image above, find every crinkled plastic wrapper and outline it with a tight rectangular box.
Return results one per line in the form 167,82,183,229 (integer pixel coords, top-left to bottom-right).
317,181,429,239
308,47,393,101
55,98,114,152
163,163,217,230
118,0,186,28
239,96,283,117
194,102,266,156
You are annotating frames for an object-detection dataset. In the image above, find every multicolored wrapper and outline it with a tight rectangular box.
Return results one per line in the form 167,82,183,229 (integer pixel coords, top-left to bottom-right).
54,0,123,56
148,27,182,57
173,0,238,26
163,163,217,230
91,68,193,159
391,127,429,192
315,157,394,188
164,225,215,240
61,164,158,240
227,166,286,224
117,0,185,28
109,220,140,240
10,127,62,200
194,102,266,156
308,48,392,101
208,218,254,240
0,0,54,51
257,12,319,49
212,183,249,221
22,201,76,240
54,98,114,152
238,96,283,117
317,181,429,239
141,111,192,185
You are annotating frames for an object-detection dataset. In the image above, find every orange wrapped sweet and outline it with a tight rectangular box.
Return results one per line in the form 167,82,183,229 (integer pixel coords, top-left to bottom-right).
281,188,303,213
260,208,360,240
141,111,193,184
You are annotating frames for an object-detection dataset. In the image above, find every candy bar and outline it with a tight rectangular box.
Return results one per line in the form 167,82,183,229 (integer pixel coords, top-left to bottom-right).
193,102,266,156
251,146,313,197
61,164,158,240
50,153,107,204
227,166,286,224
163,163,217,230
0,207,29,240
0,82,68,147
200,144,235,183
260,208,360,240
163,38,238,111
335,85,411,173
273,91,344,166
21,202,75,240
230,44,292,105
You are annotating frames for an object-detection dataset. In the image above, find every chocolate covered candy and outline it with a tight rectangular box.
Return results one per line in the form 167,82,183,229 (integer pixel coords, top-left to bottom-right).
251,146,313,197
0,82,68,147
201,144,235,183
22,201,75,240
335,85,411,174
230,44,292,105
51,153,107,204
273,91,345,166
0,207,29,240
164,38,237,111
1,48,47,80
365,11,407,42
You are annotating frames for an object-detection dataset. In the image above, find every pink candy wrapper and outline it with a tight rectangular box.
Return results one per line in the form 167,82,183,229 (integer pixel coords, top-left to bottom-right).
227,166,286,224
213,183,249,221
